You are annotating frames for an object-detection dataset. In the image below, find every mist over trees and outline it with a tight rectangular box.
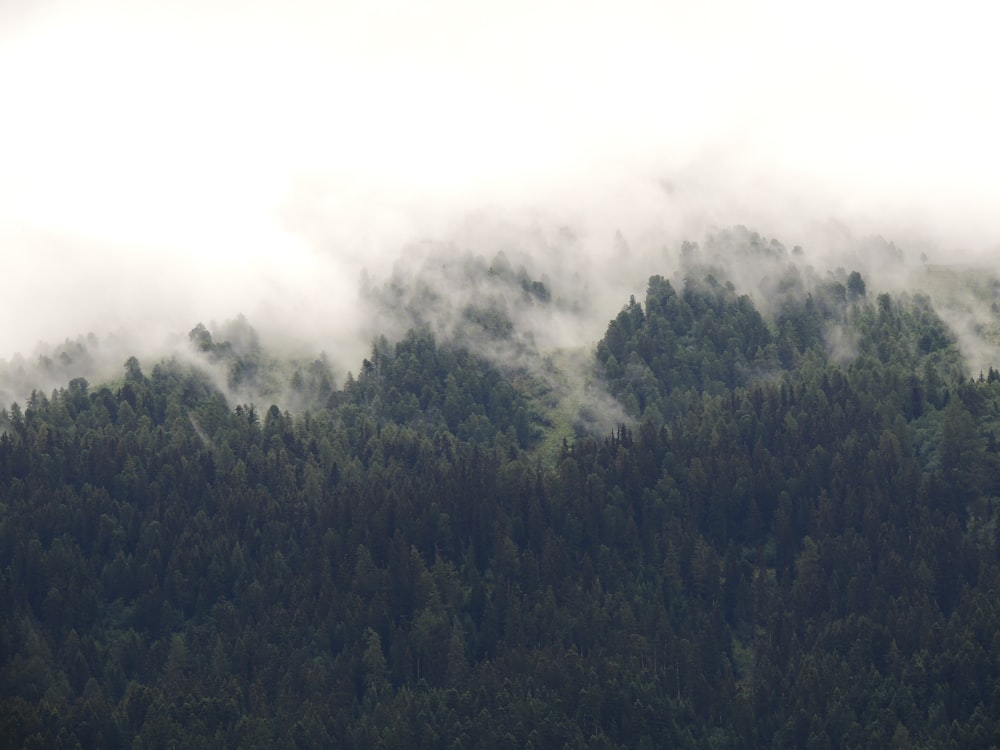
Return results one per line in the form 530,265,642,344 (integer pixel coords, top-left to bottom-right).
4,229,1000,747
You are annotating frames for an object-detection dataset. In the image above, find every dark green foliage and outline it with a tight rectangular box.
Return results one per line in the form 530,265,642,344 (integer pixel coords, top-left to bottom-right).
847,270,867,300
2,247,1000,748
596,274,776,418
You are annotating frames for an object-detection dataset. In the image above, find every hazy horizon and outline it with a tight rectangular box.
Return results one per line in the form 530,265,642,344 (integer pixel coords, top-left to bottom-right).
2,0,999,365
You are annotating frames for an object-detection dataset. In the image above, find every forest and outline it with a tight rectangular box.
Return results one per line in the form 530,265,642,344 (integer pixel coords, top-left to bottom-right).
3,230,1000,748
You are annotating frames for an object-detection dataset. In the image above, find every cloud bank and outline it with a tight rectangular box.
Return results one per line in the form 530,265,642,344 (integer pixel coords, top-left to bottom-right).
1,0,998,380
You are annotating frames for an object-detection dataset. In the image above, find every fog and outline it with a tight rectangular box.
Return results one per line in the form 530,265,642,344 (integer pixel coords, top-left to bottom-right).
2,0,999,401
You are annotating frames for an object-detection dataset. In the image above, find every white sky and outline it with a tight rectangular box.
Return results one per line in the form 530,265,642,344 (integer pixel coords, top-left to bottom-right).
1,0,999,358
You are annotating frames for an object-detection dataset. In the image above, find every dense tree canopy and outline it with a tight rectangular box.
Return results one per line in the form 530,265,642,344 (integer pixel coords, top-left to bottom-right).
2,240,1000,748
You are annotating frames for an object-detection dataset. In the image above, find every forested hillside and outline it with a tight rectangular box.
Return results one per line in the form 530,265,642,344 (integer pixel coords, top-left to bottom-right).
3,234,1000,748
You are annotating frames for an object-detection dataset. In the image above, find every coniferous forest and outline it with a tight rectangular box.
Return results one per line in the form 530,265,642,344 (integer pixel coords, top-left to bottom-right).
4,232,1000,748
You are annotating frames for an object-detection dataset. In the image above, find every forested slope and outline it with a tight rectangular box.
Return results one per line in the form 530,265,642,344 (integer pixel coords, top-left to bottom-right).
3,236,1000,748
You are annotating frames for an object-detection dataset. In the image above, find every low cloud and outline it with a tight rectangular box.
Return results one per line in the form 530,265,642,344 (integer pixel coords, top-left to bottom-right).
2,0,999,405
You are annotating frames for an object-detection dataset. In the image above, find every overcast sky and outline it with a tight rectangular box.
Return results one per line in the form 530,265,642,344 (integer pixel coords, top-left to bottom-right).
2,0,998,359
